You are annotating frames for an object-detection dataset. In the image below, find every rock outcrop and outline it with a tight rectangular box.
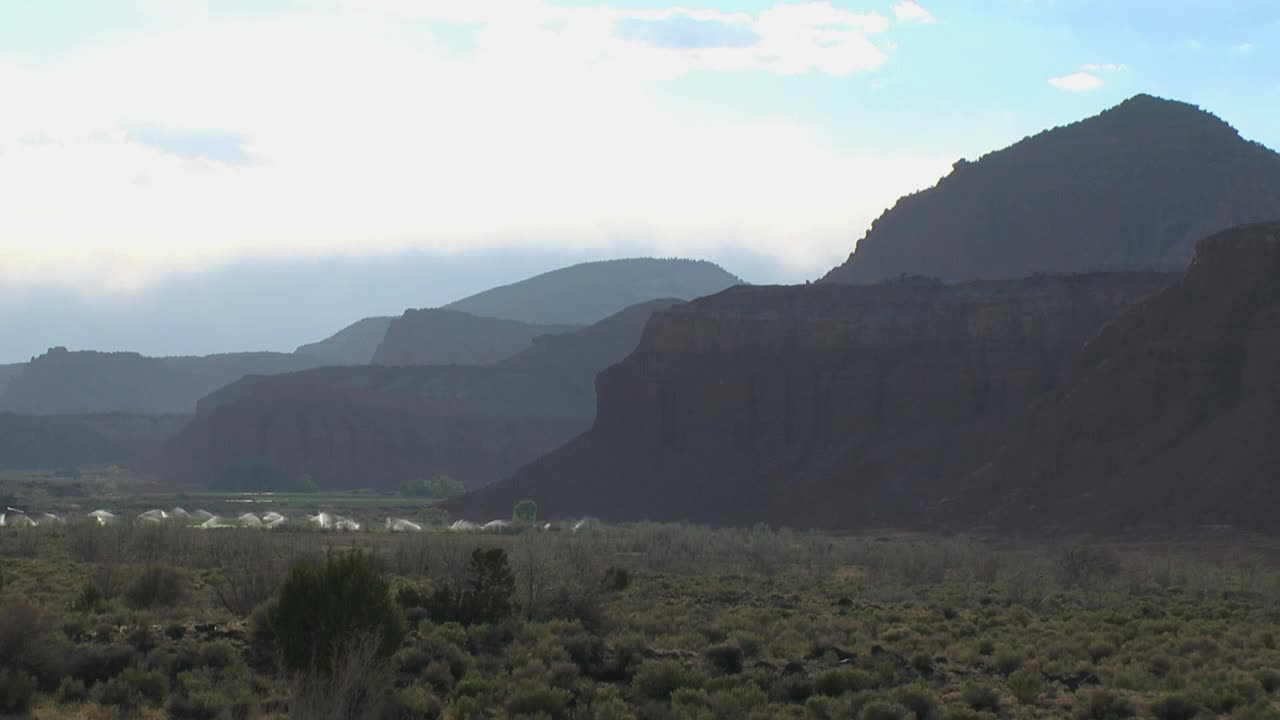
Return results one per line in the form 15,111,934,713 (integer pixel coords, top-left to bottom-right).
157,299,682,491
0,348,325,415
958,223,1280,533
294,316,393,365
823,94,1280,284
443,273,1175,526
0,413,190,470
372,309,576,367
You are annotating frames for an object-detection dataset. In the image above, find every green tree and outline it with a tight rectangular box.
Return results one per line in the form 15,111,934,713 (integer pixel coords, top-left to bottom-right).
513,499,538,523
425,548,516,626
268,550,405,673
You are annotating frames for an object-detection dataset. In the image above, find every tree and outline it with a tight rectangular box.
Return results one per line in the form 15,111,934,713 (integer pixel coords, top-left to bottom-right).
268,551,405,674
425,548,516,626
513,499,538,523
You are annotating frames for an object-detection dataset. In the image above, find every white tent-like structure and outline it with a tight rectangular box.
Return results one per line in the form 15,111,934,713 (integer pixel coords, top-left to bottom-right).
88,510,117,526
0,512,36,528
386,517,423,533
199,516,236,529
137,509,169,524
308,512,360,531
448,520,480,531
262,512,287,529
191,510,216,521
482,520,513,533
237,513,265,529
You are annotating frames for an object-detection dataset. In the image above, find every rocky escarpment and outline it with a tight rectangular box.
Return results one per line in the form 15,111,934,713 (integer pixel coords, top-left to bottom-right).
823,94,1280,284
158,299,682,492
443,272,1175,526
0,413,190,470
0,348,324,415
371,309,577,367
959,223,1280,533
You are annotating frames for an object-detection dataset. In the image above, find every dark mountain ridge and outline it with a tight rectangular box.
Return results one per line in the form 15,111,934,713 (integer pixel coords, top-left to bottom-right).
294,316,393,365
443,272,1173,526
823,94,1280,284
371,310,577,367
957,222,1280,533
156,299,684,492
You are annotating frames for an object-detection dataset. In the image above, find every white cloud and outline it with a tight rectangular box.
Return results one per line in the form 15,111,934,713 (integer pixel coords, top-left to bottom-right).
1235,42,1256,54
0,3,946,292
1048,72,1103,92
1048,62,1123,92
891,1,936,24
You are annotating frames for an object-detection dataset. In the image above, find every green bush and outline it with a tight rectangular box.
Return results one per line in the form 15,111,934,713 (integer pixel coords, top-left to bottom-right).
426,548,517,626
1008,669,1043,705
1257,668,1280,693
893,686,937,719
513,499,538,523
93,666,169,708
58,676,88,703
0,668,36,714
962,684,1000,712
506,681,572,719
125,564,187,609
268,550,406,673
633,659,698,702
71,582,106,614
1148,693,1201,720
860,700,909,720
1075,689,1136,720
704,644,744,674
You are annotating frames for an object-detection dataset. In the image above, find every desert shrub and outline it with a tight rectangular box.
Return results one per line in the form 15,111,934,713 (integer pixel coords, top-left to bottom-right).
1075,689,1136,720
72,581,107,614
1258,668,1280,693
603,566,632,591
860,700,909,720
167,666,257,720
814,668,876,696
426,548,517,626
383,685,444,720
0,668,36,714
269,550,405,674
770,673,813,704
1148,693,1201,720
893,685,937,719
704,644,744,674
93,666,169,708
288,632,393,720
58,676,89,702
125,564,187,609
513,499,538,523
633,659,699,702
961,684,1000,712
0,599,66,687
1007,669,1043,704
214,556,284,617
1057,546,1118,587
424,659,454,695
67,644,137,685
506,681,573,719
993,646,1023,674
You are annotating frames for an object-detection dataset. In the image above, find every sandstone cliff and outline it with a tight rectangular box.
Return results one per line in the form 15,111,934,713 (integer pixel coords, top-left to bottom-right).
823,95,1280,284
371,309,577,367
158,299,681,491
443,273,1174,526
959,223,1280,533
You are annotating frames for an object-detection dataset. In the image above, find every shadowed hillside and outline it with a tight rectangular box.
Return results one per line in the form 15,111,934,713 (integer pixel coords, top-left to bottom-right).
372,310,577,367
294,316,393,365
0,363,22,397
443,272,1173,526
823,95,1280,284
445,258,740,325
959,223,1280,533
0,348,324,415
156,299,680,491
0,413,189,470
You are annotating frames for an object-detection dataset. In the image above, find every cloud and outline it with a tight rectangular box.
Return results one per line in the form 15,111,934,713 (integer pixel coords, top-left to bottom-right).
1235,42,1256,54
1048,72,1103,92
1048,62,1123,92
124,126,253,164
891,1,936,24
0,3,944,293
616,13,761,50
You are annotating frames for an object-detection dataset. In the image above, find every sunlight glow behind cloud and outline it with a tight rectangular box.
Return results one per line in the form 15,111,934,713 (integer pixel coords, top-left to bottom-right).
0,1,949,293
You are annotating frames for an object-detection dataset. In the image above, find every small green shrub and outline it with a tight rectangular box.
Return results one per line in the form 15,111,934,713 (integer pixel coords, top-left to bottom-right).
962,684,1000,712
1075,689,1136,720
633,659,698,702
71,582,106,614
1148,693,1201,720
426,548,517,626
704,644,744,674
860,700,909,720
125,564,187,609
1008,669,1043,705
58,676,88,703
893,685,937,719
268,550,405,673
507,681,572,718
1257,668,1280,693
0,668,36,714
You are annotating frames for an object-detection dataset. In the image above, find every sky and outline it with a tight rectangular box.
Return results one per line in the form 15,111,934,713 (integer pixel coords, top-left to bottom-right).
0,0,1277,360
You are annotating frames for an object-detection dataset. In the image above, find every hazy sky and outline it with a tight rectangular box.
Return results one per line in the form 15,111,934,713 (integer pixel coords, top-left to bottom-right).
1,0,1277,360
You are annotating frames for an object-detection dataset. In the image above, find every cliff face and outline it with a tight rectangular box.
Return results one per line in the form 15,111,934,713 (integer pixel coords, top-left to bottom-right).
371,309,577,367
0,413,190,470
159,299,680,492
0,349,324,415
443,273,1175,526
960,223,1280,533
823,95,1280,284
